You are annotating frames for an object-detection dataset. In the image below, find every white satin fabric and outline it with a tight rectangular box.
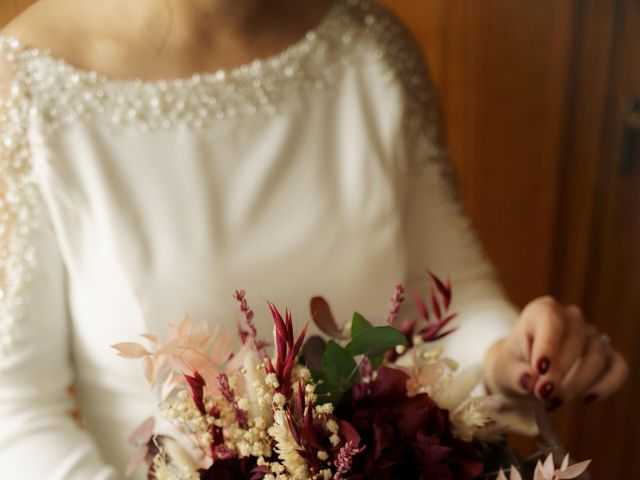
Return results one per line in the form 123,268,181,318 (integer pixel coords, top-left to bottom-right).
0,1,518,478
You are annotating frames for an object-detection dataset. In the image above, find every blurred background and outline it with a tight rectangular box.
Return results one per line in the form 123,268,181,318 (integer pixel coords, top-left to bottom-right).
2,0,639,477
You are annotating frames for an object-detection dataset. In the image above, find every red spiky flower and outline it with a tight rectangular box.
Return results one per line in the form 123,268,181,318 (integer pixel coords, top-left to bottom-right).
264,302,308,399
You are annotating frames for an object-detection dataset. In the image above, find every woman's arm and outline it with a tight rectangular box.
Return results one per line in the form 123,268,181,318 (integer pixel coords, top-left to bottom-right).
0,41,116,479
402,157,520,374
383,7,628,416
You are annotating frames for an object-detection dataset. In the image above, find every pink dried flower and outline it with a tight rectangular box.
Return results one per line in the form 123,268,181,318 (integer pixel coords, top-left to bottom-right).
334,441,366,480
497,454,591,480
217,372,248,427
533,453,591,480
112,316,232,399
234,290,267,352
265,302,308,399
386,284,405,325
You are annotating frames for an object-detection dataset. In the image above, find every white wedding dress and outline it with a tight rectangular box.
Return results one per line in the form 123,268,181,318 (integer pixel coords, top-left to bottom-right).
0,0,518,478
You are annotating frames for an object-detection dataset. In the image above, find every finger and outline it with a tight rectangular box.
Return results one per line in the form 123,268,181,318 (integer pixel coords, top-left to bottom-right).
485,338,539,396
582,350,629,405
536,307,588,402
559,335,608,401
522,298,566,376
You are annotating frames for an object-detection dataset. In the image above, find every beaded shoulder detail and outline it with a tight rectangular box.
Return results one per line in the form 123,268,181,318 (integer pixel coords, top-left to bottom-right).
0,46,41,355
0,0,443,150
0,0,354,132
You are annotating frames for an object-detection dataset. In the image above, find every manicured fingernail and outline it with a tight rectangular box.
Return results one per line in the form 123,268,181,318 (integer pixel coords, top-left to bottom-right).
537,357,550,375
583,393,598,405
546,397,563,412
539,382,554,400
519,373,532,391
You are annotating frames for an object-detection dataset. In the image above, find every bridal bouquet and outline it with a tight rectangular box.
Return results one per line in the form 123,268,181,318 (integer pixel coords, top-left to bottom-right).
113,273,590,480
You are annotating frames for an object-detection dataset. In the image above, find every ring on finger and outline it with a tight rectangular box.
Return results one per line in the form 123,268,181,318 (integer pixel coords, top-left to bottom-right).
598,333,612,353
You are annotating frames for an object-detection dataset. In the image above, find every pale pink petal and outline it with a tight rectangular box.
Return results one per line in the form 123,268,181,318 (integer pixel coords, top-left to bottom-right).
510,466,523,480
496,469,508,480
542,454,555,478
141,333,161,347
156,337,182,355
129,417,155,446
557,460,591,479
144,358,155,385
560,454,570,471
161,371,182,399
169,323,179,337
125,445,148,477
192,321,210,344
112,342,149,358
534,460,546,480
177,315,191,337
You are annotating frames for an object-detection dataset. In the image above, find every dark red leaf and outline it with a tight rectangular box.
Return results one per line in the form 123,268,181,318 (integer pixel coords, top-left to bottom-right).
338,420,362,447
430,286,442,320
292,323,309,358
413,292,429,321
309,297,348,339
286,412,301,446
285,309,294,347
429,271,452,309
297,379,305,414
302,335,326,373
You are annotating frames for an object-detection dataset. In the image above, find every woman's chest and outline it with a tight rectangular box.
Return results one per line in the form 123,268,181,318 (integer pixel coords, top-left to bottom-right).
30,89,410,344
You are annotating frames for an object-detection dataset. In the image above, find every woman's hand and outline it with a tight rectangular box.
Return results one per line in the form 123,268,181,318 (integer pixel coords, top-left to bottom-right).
483,296,629,410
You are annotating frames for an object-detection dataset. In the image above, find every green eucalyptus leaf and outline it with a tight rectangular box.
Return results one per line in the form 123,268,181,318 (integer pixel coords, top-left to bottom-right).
346,326,407,358
351,312,373,338
314,374,345,406
321,340,359,392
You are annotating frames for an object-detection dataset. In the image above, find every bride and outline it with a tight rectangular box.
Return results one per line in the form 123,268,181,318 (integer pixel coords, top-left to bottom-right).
0,0,628,478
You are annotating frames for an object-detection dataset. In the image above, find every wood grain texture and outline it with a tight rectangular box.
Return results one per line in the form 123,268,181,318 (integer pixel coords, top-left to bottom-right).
562,0,640,476
0,0,35,27
383,0,576,307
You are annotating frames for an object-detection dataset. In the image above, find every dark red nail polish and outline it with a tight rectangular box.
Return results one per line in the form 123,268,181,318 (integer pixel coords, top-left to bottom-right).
519,373,532,391
583,394,598,405
546,397,563,412
537,357,550,375
538,382,554,400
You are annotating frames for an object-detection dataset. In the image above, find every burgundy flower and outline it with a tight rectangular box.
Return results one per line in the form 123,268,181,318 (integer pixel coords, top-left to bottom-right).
345,367,484,479
198,457,265,480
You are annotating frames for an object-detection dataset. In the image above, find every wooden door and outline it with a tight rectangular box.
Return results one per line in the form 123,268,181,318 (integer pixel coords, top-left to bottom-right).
556,0,640,477
0,0,35,27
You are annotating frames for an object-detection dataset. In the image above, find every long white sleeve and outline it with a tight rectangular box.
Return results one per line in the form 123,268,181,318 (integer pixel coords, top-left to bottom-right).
388,19,519,372
403,157,519,371
0,42,116,479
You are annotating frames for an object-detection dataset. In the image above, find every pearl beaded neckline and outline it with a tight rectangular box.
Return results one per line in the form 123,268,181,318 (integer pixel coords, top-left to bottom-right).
0,0,363,132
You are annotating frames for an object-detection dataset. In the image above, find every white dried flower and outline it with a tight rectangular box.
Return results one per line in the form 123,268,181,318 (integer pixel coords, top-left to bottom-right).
273,392,286,407
269,409,309,480
265,373,280,388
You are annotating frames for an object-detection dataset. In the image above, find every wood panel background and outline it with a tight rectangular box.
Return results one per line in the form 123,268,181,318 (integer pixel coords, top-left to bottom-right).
381,0,639,477
2,0,639,477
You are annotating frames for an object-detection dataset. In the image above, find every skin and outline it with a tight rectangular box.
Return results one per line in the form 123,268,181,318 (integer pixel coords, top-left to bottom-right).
3,1,629,414
2,0,334,80
484,296,629,410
